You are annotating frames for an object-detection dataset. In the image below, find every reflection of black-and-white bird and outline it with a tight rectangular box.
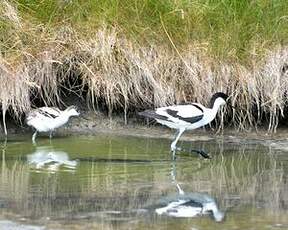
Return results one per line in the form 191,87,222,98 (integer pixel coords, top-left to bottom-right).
26,106,79,143
139,92,229,159
155,162,225,222
27,146,78,172
155,192,225,221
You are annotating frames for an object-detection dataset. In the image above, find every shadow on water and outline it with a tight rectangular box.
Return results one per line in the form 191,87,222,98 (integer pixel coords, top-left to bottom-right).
0,134,287,229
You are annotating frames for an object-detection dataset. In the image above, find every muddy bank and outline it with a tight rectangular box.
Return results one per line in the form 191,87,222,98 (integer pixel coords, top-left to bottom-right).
1,90,288,144
3,108,288,147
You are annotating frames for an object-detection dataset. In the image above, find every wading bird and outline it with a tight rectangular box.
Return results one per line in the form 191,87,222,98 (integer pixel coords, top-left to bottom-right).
26,106,80,143
139,92,229,159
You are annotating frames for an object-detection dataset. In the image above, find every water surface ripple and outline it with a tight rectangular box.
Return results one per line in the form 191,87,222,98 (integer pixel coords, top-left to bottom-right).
0,134,287,229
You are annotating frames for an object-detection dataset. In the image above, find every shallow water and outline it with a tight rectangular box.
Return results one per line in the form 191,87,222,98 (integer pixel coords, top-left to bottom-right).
0,134,287,230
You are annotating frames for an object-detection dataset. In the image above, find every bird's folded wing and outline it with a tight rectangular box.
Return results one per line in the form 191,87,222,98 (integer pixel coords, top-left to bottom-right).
38,107,61,118
159,104,204,123
165,104,203,117
139,104,205,124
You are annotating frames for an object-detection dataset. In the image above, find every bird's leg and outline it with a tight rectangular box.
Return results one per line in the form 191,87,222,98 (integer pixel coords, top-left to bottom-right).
170,128,185,160
32,131,37,144
171,161,184,195
170,128,185,150
170,130,179,152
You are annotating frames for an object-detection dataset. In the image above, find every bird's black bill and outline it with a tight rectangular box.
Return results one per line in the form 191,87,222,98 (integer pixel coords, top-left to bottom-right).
195,149,211,159
175,147,211,159
187,148,211,159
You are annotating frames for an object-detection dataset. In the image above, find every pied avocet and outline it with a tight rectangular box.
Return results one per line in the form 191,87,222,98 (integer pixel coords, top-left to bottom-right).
139,92,229,159
26,106,80,143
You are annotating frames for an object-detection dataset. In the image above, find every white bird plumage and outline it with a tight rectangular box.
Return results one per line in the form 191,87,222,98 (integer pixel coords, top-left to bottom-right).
26,106,80,143
139,92,229,159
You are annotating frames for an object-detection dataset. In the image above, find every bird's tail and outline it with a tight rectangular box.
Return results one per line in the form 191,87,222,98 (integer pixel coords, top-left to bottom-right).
138,110,167,120
138,110,155,118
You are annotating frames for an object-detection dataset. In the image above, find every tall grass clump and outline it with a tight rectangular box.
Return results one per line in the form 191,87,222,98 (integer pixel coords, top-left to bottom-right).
74,33,288,131
15,0,288,61
0,1,287,133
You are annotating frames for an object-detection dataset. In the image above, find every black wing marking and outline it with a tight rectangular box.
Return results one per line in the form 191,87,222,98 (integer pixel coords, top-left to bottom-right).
166,109,203,124
177,200,203,208
191,103,204,113
38,109,58,119
138,110,169,121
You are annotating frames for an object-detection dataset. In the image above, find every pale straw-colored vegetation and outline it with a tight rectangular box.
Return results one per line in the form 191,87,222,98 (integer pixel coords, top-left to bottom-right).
0,1,288,135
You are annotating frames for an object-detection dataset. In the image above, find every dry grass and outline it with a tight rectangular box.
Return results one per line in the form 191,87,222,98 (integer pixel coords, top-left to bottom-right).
56,32,288,132
0,1,288,134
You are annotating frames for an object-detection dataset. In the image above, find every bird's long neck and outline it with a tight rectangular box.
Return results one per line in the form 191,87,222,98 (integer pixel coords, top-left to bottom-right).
61,110,73,120
203,201,219,215
210,98,223,114
211,205,224,222
210,203,219,214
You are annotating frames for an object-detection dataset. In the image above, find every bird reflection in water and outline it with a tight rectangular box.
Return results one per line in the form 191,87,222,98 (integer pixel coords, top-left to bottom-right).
155,162,225,222
27,146,78,173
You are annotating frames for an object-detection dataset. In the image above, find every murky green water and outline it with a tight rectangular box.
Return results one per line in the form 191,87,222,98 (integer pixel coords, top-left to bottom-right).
0,134,287,230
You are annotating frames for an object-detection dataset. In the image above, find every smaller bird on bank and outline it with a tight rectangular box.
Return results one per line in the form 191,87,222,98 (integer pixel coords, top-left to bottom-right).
139,92,229,159
26,106,80,143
